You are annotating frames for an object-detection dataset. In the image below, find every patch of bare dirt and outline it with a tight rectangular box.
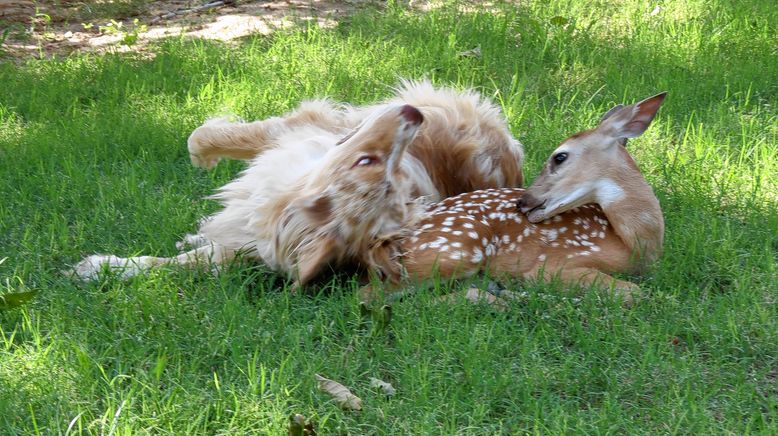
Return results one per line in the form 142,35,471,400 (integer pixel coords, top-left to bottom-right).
0,0,386,59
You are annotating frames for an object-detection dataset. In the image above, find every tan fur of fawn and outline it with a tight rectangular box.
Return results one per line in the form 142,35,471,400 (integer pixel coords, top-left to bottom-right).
361,92,667,306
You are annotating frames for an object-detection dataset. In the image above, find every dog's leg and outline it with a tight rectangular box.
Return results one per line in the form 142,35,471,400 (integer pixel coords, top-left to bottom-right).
175,233,211,251
188,100,351,168
71,244,235,281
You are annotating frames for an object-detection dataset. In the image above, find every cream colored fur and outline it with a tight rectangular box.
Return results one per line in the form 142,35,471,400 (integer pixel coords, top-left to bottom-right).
72,81,525,283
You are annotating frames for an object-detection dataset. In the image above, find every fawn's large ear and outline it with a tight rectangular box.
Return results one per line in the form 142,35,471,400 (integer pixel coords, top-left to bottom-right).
600,104,624,123
598,92,667,144
600,104,627,146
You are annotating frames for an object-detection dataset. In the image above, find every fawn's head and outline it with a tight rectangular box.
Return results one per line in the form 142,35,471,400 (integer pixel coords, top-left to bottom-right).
275,104,424,286
518,92,667,223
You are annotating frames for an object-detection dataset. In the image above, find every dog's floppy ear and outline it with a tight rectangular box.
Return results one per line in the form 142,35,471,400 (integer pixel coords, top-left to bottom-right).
302,194,333,224
293,233,341,287
277,192,342,287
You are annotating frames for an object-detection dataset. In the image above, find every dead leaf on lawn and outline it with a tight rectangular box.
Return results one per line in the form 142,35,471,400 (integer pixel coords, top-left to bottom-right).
314,374,362,411
369,377,396,396
457,45,481,58
550,16,570,26
0,289,39,310
435,287,512,311
288,413,316,436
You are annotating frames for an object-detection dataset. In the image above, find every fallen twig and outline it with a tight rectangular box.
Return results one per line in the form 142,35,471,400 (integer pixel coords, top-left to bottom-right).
149,1,227,24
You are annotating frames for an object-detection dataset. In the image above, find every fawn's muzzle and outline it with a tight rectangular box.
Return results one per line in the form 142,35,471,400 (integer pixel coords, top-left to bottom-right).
517,193,543,213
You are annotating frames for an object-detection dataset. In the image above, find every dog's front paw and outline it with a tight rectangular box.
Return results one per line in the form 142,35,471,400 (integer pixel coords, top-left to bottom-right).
175,233,211,250
187,128,218,169
69,255,142,281
189,151,221,169
187,120,232,169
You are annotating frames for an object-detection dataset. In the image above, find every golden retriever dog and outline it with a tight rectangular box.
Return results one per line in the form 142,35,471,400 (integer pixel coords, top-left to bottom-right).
72,81,525,286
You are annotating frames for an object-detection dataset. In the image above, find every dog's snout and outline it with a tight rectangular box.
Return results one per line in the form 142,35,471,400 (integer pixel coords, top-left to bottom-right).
399,105,424,125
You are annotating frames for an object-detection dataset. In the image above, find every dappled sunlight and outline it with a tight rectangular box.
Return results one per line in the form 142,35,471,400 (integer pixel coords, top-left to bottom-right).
1,0,777,432
3,0,377,57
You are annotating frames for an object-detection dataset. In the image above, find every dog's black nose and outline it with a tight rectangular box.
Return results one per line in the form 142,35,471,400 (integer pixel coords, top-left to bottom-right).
400,105,424,125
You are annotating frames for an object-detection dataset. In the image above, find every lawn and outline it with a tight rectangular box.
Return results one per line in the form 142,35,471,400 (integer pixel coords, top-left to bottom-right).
1,0,777,433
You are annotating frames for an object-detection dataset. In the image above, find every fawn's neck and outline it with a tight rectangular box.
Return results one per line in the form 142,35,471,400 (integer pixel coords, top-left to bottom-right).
597,163,664,268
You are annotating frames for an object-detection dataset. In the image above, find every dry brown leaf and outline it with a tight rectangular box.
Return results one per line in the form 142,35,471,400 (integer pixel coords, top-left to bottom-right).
457,45,482,58
314,374,362,411
435,287,511,311
288,413,316,436
369,378,396,396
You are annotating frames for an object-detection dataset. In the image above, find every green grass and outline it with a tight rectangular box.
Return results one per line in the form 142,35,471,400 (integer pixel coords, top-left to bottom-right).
41,0,151,22
1,0,777,433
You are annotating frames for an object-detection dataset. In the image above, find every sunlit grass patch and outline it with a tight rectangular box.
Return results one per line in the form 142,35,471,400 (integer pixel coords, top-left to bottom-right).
0,0,777,433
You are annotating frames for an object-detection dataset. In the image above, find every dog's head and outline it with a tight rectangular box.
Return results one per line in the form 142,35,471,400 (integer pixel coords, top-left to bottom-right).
274,104,425,286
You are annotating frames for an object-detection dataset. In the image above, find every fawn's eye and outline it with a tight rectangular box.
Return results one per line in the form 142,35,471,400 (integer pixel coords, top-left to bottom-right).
553,152,568,165
353,155,379,168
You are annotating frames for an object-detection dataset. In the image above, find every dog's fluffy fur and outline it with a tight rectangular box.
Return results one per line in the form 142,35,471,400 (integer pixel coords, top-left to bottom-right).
73,81,525,284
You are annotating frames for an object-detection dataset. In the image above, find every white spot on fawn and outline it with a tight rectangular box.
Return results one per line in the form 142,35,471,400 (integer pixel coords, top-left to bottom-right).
540,229,559,242
429,236,448,249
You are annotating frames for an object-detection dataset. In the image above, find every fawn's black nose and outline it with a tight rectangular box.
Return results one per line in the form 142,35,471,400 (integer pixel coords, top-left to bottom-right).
399,105,424,125
517,192,543,213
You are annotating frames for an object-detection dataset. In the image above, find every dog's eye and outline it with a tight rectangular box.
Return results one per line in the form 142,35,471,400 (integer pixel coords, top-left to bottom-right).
353,155,379,168
553,152,568,165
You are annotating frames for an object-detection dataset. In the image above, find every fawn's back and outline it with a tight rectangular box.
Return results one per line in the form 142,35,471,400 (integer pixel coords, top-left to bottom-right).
400,188,632,282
